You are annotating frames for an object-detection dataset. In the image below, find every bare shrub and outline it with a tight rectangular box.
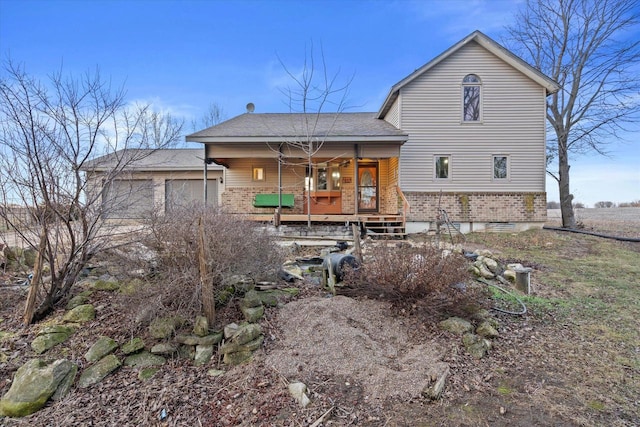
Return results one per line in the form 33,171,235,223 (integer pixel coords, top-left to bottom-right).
343,244,487,320
141,205,285,322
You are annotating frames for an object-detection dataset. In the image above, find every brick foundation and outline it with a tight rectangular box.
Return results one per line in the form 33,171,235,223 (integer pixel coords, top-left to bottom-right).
405,192,546,223
222,187,306,214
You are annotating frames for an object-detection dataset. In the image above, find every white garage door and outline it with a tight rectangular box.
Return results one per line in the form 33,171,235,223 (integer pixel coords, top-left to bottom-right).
102,180,154,219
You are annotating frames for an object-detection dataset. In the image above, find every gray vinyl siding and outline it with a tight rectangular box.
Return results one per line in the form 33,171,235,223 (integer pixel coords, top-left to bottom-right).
384,98,400,128
398,41,547,193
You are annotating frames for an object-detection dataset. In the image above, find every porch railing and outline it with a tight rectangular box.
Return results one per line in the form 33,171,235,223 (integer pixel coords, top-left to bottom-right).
396,186,410,225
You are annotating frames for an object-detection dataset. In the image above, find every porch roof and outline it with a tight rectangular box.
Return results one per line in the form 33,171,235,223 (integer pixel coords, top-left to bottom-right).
186,112,407,144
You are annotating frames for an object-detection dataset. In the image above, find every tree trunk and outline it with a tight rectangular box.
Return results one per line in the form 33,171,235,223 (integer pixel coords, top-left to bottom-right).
198,216,215,325
307,152,312,229
23,234,47,325
558,142,576,228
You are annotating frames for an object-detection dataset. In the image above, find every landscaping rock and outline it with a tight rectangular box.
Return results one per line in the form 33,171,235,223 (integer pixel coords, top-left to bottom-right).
194,344,214,366
473,260,495,279
207,369,225,377
193,316,209,337
62,304,95,323
149,316,184,339
222,274,255,294
78,354,121,388
175,334,200,346
150,343,177,355
503,269,517,282
198,333,223,346
123,351,166,368
121,337,145,355
66,294,89,310
0,359,75,417
288,382,311,407
31,325,75,354
50,364,77,401
240,305,264,322
222,350,253,365
224,323,239,339
439,317,473,335
478,256,500,274
220,336,264,355
85,336,118,362
241,290,263,308
91,279,120,291
222,324,264,365
463,333,491,359
281,261,304,281
230,323,262,345
176,332,222,346
476,321,499,338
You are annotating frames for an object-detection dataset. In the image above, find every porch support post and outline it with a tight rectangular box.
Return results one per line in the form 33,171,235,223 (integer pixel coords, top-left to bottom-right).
354,144,359,216
277,144,283,228
278,144,283,210
203,157,208,206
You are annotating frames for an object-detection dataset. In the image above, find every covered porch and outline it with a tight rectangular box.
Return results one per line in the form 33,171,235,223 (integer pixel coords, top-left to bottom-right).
185,112,409,233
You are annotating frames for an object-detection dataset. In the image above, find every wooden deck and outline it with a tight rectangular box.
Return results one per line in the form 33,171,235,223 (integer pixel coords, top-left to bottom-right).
249,213,407,237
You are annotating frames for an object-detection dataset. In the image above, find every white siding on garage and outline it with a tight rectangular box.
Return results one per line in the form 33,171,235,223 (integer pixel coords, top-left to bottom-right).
398,41,547,193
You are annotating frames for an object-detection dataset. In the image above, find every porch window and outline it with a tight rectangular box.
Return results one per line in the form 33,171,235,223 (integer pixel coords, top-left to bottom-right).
306,163,341,191
493,155,508,180
252,167,265,181
462,74,481,122
435,156,450,179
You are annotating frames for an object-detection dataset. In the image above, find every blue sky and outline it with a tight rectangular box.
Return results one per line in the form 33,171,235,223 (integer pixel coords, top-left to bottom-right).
1,0,638,206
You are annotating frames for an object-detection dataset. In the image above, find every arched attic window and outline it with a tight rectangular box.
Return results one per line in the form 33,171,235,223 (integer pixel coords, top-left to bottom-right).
462,74,482,122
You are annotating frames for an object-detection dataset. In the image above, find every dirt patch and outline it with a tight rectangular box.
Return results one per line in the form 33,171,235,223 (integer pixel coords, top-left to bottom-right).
265,296,447,403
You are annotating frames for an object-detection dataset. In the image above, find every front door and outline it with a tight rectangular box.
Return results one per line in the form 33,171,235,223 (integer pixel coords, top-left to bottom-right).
358,162,378,212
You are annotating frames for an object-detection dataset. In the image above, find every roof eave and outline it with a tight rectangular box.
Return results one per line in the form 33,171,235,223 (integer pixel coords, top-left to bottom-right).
187,135,408,144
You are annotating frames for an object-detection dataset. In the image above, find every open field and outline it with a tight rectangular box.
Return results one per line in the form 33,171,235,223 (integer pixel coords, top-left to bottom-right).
0,209,639,426
547,207,640,238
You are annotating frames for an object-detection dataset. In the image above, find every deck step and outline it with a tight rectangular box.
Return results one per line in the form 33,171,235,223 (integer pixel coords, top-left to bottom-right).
361,214,406,239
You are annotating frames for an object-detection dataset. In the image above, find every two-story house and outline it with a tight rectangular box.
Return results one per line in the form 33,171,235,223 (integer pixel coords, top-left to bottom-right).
186,31,559,234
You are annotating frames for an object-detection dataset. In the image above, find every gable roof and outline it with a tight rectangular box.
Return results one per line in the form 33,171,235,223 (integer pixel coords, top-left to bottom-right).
377,30,560,118
83,148,223,172
186,112,407,144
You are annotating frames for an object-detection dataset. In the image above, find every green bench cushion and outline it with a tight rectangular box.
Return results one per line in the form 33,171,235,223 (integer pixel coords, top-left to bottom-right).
253,193,294,208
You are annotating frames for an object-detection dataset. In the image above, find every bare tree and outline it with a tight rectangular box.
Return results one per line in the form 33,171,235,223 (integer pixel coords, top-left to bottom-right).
191,102,226,132
507,0,640,228
277,43,353,227
0,61,183,321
